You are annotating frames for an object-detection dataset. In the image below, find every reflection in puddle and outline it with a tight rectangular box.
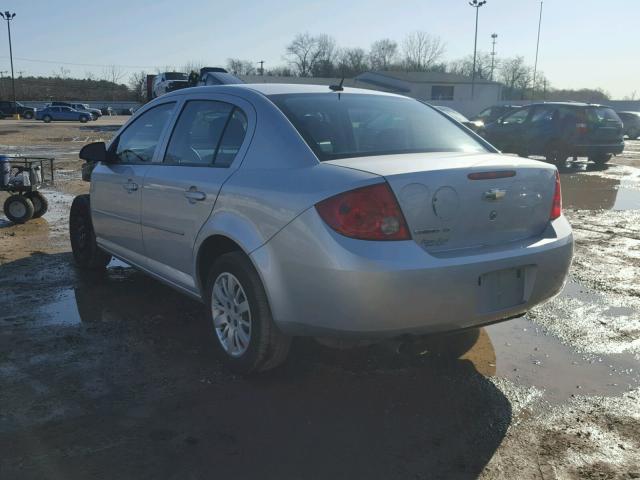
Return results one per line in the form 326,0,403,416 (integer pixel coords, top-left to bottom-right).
559,162,640,210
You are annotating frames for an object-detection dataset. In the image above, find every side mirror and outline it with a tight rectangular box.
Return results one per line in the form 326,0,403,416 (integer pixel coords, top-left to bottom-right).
79,141,107,163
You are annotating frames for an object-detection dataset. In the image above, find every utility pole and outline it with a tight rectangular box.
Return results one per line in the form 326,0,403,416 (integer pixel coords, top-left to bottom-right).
469,1,487,100
490,33,498,81
258,60,265,76
532,1,544,99
0,11,17,116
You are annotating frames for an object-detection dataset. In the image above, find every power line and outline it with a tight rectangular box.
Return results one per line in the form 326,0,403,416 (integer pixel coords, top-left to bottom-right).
0,55,162,70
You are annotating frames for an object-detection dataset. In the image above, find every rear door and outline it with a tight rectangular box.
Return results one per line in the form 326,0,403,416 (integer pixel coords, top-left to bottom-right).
91,102,176,262
140,95,253,290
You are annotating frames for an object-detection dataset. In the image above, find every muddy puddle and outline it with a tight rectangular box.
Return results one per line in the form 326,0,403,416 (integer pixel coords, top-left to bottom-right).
559,161,640,210
3,258,636,405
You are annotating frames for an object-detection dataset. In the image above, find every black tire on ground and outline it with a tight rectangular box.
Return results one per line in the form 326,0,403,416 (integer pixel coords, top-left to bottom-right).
545,141,568,165
589,154,612,165
205,251,291,374
22,111,34,119
43,115,52,123
25,191,49,218
69,194,111,270
627,131,639,140
80,116,89,123
3,194,34,223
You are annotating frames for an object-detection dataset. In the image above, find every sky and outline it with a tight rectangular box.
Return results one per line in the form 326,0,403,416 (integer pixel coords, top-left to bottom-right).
0,0,637,98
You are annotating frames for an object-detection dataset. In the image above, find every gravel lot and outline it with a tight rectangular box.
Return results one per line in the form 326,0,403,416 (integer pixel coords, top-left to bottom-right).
0,118,639,479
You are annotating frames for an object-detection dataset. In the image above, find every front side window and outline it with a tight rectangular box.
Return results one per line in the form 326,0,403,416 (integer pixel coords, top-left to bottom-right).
501,108,529,125
164,100,240,166
113,102,175,164
530,106,555,123
270,93,486,161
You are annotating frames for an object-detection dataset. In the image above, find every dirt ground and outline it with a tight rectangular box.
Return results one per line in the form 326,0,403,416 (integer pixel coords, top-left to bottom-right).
0,118,639,479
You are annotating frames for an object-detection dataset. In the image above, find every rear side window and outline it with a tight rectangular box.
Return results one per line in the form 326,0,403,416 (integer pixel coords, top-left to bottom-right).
587,107,621,124
113,102,175,164
164,100,247,167
270,93,486,161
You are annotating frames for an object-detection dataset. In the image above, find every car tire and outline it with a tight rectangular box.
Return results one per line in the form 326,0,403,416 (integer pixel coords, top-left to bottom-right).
23,111,33,120
205,251,291,374
25,191,48,218
43,115,52,123
627,130,639,140
3,194,35,223
589,154,612,165
69,194,111,270
80,116,89,123
545,141,568,165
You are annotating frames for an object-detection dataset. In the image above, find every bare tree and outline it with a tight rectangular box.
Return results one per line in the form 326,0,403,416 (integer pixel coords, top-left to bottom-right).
182,60,205,74
128,71,148,102
285,32,329,77
336,48,369,77
448,52,493,79
102,65,124,84
226,58,256,75
53,67,71,79
369,39,398,70
402,31,446,71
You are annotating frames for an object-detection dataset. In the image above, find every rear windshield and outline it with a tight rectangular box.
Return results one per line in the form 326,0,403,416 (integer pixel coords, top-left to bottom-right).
270,93,487,161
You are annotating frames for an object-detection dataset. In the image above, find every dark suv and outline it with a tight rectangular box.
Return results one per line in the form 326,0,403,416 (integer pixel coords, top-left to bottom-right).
617,111,640,140
482,102,624,165
0,101,35,119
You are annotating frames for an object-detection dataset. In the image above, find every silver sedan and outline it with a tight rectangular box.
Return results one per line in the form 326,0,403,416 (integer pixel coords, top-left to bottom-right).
71,84,573,374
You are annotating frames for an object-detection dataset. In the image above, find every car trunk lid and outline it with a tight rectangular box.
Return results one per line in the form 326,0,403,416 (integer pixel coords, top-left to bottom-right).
326,152,557,254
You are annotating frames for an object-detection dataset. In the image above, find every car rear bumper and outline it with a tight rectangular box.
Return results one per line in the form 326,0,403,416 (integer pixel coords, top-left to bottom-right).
572,143,624,156
251,208,573,338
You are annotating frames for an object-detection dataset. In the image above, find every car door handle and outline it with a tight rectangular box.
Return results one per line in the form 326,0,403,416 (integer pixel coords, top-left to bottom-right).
184,188,206,203
122,180,138,193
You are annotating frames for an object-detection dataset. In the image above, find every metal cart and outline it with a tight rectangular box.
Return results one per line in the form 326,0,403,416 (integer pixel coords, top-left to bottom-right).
1,155,54,223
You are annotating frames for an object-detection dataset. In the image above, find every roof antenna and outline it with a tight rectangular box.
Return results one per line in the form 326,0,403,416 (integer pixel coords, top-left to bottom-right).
329,77,344,92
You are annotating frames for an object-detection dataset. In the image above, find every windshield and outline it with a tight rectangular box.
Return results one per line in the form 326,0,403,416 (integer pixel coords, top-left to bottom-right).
270,93,487,161
165,72,187,80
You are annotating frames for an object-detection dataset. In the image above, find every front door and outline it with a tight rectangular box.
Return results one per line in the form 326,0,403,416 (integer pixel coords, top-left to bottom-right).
492,107,530,153
91,102,176,262
141,98,251,290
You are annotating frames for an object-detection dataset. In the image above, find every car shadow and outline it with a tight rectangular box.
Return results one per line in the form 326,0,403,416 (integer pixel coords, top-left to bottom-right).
0,252,512,480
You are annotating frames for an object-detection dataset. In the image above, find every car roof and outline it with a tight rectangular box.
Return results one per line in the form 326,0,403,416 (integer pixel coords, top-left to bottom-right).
526,101,610,108
161,83,404,99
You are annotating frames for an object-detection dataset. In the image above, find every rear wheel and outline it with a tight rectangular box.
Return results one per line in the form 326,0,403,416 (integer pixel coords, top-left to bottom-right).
589,153,612,165
205,252,291,374
3,194,34,223
43,115,52,123
22,111,33,120
545,141,568,166
627,130,639,140
69,194,111,270
25,191,48,218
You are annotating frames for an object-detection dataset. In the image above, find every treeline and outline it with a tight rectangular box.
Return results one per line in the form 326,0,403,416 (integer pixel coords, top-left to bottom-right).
225,32,611,102
0,75,135,101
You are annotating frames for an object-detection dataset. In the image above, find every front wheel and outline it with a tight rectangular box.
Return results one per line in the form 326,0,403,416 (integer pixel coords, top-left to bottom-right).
69,194,111,270
205,252,291,374
589,154,612,165
3,194,34,223
545,141,568,166
80,116,89,123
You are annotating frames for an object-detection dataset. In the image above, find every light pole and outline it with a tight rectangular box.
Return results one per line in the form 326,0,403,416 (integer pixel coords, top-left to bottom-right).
258,60,265,76
532,1,543,99
469,0,487,100
490,33,498,81
0,11,17,117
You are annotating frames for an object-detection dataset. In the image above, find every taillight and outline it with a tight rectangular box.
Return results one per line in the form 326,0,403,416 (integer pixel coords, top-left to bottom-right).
315,183,410,240
550,170,562,220
576,122,588,135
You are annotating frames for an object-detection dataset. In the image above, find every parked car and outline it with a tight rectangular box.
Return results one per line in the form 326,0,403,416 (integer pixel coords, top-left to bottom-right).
617,111,640,140
71,84,573,374
434,105,483,131
36,106,91,123
469,104,520,129
0,101,35,119
481,102,624,165
152,72,189,98
198,67,244,86
50,102,101,120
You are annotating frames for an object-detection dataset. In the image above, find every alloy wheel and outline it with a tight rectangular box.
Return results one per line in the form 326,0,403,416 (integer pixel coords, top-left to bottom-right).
211,272,252,357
